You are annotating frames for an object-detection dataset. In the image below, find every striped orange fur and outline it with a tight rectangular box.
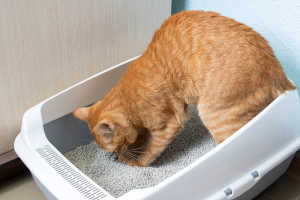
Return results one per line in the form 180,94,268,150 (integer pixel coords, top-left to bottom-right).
73,11,295,166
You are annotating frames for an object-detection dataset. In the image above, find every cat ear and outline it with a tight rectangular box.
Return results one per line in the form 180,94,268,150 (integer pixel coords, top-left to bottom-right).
73,107,90,122
93,120,114,135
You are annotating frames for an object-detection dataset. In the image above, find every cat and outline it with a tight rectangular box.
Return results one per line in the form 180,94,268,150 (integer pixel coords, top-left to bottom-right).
73,11,295,167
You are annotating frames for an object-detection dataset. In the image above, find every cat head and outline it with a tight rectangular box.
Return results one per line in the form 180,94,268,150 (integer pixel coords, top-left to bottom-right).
72,104,138,154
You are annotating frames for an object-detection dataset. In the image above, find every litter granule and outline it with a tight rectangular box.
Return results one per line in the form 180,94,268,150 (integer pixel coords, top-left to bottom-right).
65,106,215,197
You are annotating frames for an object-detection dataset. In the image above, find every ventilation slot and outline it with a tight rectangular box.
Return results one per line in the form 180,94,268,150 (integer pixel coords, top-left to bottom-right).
37,145,107,200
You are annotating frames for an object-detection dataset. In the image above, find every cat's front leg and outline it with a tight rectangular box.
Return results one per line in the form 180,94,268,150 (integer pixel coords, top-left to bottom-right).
137,116,182,167
118,153,147,167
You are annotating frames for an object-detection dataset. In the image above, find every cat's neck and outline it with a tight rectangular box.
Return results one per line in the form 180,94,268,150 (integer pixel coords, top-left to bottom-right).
114,56,177,128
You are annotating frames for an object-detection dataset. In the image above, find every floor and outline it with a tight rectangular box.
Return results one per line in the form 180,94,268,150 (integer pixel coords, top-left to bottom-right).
255,153,300,200
0,172,46,200
0,154,299,200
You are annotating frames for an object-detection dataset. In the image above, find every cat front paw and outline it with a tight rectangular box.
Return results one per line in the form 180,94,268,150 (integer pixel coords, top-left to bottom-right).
117,155,145,167
117,154,129,163
125,160,143,167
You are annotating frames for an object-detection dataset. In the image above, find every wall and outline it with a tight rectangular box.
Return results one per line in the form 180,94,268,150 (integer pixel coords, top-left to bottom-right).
0,0,171,155
173,0,300,92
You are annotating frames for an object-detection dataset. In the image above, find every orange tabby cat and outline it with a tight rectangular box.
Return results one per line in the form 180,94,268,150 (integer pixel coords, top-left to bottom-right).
73,11,295,167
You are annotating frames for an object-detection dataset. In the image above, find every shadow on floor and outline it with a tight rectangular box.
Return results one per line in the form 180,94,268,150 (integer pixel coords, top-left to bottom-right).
255,152,300,200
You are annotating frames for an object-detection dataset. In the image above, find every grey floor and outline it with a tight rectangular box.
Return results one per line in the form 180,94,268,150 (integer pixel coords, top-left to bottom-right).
0,172,46,200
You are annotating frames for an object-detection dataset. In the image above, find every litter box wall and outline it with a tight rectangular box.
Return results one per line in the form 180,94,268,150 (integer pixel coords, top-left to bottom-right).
173,0,300,92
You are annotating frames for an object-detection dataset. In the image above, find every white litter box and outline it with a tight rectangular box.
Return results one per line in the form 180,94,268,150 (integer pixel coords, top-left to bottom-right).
14,57,300,200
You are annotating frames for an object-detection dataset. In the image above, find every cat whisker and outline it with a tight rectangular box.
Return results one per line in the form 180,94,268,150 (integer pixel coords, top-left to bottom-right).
125,154,137,161
127,152,138,159
128,146,144,151
125,151,139,161
128,150,147,154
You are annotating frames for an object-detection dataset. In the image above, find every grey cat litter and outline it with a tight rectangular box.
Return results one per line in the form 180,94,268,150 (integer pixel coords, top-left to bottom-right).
65,107,215,197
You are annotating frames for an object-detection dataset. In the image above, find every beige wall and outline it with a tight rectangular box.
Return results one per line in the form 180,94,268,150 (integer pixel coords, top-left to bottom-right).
0,0,171,154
